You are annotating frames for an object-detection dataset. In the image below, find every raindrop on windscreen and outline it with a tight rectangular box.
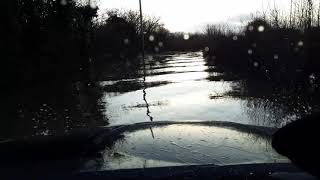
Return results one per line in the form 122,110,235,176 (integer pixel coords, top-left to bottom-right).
248,49,253,55
258,25,265,32
158,42,163,47
183,34,190,40
149,35,155,42
297,40,304,47
309,73,316,83
232,36,238,41
60,0,67,6
90,1,97,9
204,47,210,52
123,38,129,45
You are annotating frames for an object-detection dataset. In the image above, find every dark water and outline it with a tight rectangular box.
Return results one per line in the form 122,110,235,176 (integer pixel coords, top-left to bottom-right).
1,51,317,139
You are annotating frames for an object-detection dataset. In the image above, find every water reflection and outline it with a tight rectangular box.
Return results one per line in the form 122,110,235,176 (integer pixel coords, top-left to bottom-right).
2,51,318,137
82,122,286,171
101,52,318,128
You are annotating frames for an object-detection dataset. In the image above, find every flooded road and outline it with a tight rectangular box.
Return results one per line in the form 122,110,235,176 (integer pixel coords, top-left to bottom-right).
82,122,287,171
3,51,317,171
4,51,309,138
101,52,294,127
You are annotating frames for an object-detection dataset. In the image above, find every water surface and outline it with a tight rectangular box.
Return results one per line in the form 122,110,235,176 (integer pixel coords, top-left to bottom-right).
101,52,296,127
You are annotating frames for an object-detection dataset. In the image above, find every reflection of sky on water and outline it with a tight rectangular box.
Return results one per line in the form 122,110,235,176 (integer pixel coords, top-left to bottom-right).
83,124,287,171
102,52,289,127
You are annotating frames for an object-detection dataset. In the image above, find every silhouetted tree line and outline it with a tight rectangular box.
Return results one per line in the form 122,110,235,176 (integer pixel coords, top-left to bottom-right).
5,0,97,92
203,0,320,86
92,9,206,63
93,9,169,61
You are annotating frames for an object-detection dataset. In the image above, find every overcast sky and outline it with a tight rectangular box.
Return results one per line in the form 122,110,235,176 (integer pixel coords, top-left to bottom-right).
97,0,290,32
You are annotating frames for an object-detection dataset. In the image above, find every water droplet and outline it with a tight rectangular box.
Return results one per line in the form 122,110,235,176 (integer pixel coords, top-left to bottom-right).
60,0,67,6
297,41,303,47
258,25,265,32
309,73,316,82
232,36,238,41
253,62,259,67
89,1,97,9
149,35,155,42
123,38,129,45
248,49,253,55
274,54,279,60
183,34,190,40
248,25,254,31
158,42,163,47
204,47,210,52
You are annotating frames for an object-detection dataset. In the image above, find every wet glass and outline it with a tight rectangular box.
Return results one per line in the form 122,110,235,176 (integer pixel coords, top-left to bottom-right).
4,0,320,174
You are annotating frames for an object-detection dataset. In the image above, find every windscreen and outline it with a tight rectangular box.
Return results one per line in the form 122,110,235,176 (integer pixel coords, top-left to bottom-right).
3,0,320,173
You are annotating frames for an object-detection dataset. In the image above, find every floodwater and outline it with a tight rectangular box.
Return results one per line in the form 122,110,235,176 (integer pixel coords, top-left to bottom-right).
82,122,287,171
100,52,301,127
2,51,317,171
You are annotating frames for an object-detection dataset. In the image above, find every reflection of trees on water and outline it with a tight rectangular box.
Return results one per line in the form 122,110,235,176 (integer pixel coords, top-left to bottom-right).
142,53,155,139
0,83,108,139
242,97,288,127
226,80,320,127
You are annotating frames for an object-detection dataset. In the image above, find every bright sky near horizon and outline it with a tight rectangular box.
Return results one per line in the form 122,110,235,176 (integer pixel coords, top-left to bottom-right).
98,0,291,32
